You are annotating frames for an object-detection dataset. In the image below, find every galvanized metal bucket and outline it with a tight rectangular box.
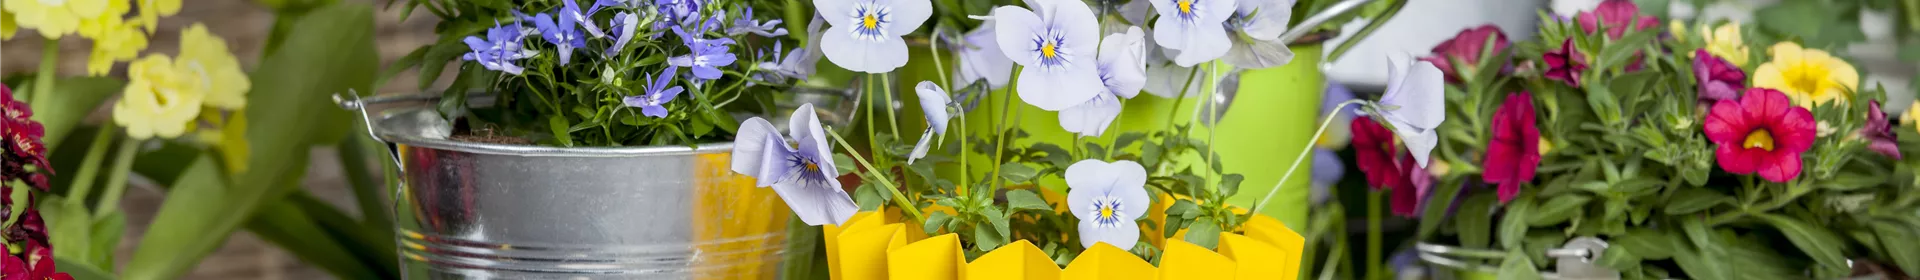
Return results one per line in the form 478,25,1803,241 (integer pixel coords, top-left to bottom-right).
335,91,852,279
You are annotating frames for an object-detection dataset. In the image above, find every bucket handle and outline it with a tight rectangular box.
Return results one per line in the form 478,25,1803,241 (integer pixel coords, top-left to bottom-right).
1279,0,1408,64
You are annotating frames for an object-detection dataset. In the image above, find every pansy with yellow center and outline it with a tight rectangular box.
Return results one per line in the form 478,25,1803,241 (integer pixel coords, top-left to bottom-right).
5,0,112,39
1066,159,1150,249
992,0,1106,111
114,55,206,139
178,23,250,110
1753,42,1859,108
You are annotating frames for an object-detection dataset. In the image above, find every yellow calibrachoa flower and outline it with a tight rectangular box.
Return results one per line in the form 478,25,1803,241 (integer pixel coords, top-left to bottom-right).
4,0,112,39
1753,42,1860,108
114,55,205,139
1700,22,1750,67
178,24,249,109
136,0,182,33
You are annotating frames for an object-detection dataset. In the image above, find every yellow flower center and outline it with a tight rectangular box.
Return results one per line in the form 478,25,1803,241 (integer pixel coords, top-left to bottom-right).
862,14,877,30
1178,0,1193,14
1041,42,1058,58
1784,63,1831,98
1745,129,1775,151
805,161,820,172
1099,206,1114,219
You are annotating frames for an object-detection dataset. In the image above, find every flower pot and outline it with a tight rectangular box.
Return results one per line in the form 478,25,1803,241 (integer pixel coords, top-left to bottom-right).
354,103,793,279
823,211,1306,279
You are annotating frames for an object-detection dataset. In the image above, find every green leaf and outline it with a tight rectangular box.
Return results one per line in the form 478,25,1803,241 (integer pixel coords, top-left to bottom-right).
1418,180,1464,239
1498,197,1532,250
125,155,229,280
924,211,952,235
999,162,1039,183
1663,188,1731,215
853,183,887,211
549,116,575,146
1614,229,1676,260
1113,132,1147,150
1005,189,1051,212
984,206,1011,239
832,154,858,176
40,196,94,266
1754,213,1848,270
973,223,1005,251
415,41,468,91
1872,219,1920,275
54,256,116,280
28,77,125,150
88,211,125,266
1184,217,1222,250
1496,249,1541,280
247,196,385,279
1084,142,1107,160
1457,193,1496,249
1596,242,1642,272
1526,195,1589,226
1217,174,1244,198
376,46,427,89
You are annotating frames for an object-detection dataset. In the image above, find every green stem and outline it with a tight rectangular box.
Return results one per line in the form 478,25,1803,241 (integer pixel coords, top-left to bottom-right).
990,67,1021,194
66,129,117,205
339,135,393,229
1366,190,1384,280
94,138,140,219
825,129,926,226
1326,0,1406,62
1251,100,1366,213
866,75,880,164
1204,62,1219,196
31,39,58,107
881,73,900,138
927,35,952,89
958,107,969,194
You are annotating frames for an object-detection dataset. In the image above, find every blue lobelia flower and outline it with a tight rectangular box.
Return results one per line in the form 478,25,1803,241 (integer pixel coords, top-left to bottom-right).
908,81,953,164
728,8,789,37
461,22,540,75
606,11,642,56
1066,159,1150,249
732,104,859,226
1374,55,1446,168
531,13,588,65
669,26,738,81
953,19,1014,90
1221,0,1296,69
1149,0,1236,67
991,0,1105,111
561,0,611,38
655,0,704,27
813,0,932,73
1060,27,1147,137
623,67,683,118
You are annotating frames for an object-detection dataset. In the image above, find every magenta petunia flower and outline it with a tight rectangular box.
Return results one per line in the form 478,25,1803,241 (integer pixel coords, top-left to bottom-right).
1576,0,1658,39
1483,92,1540,203
1704,88,1816,183
1693,49,1746,103
1353,116,1405,191
1864,100,1900,159
1420,25,1509,84
1542,39,1587,87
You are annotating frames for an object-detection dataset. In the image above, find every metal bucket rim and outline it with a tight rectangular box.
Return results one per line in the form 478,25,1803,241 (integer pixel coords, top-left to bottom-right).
374,107,735,158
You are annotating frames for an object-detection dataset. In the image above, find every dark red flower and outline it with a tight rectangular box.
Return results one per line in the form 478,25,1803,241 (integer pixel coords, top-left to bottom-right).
1393,153,1433,217
1,85,51,191
1483,92,1541,203
0,255,25,280
1354,117,1406,190
1693,49,1746,103
1577,0,1659,39
1543,39,1587,87
1705,88,1816,182
1864,100,1900,159
1421,25,1511,84
24,241,52,280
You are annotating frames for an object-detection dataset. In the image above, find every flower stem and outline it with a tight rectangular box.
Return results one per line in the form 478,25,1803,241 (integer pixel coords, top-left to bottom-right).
31,39,58,107
826,129,926,226
959,110,970,193
880,73,901,138
1204,62,1220,196
65,129,117,205
1152,67,1201,175
927,33,953,89
1251,100,1367,214
990,67,1022,195
866,75,880,164
1326,0,1407,62
1366,190,1384,280
94,138,141,219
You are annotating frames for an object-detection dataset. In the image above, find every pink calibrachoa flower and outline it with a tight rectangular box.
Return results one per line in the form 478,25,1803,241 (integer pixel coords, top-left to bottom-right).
1421,25,1509,84
1693,49,1746,103
1353,116,1405,191
1542,39,1587,87
1705,88,1816,183
1393,153,1432,217
1483,92,1541,203
1863,100,1900,159
1576,0,1658,39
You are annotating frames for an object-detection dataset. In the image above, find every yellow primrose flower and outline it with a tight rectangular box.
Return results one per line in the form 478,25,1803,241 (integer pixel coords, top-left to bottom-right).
136,0,182,33
1753,42,1860,108
1908,101,1920,134
4,0,112,39
2,10,17,39
114,55,205,139
1700,22,1749,67
178,24,249,109
1668,20,1687,41
82,18,146,76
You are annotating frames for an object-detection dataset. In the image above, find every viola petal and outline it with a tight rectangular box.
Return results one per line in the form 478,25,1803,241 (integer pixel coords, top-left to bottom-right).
771,178,861,226
1016,62,1104,111
1079,216,1142,249
915,81,952,132
991,7,1045,66
1059,93,1124,137
884,0,932,35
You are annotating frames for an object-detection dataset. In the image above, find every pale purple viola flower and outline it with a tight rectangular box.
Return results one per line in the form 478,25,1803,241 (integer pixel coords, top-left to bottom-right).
814,0,932,73
954,20,1015,90
561,0,611,38
624,67,683,117
769,14,828,79
992,0,1105,111
531,13,588,65
908,81,953,164
1066,159,1150,249
1139,26,1204,98
729,8,789,37
1317,81,1357,149
606,12,642,56
1121,0,1152,26
1375,55,1447,168
462,22,540,75
670,26,739,81
1221,0,1295,69
1150,0,1236,67
731,103,859,226
1060,27,1148,137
